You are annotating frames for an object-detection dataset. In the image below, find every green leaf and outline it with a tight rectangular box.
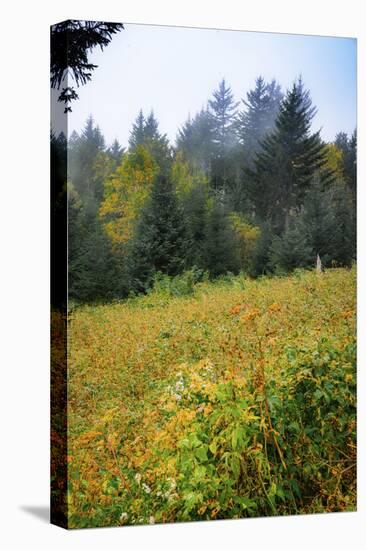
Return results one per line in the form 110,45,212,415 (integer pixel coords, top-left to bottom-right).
195,445,208,462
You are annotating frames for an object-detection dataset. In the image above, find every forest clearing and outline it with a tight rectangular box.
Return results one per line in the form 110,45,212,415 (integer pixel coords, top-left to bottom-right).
67,266,356,528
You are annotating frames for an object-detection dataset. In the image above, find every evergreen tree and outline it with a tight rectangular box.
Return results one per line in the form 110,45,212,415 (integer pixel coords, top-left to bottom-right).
108,139,124,166
203,201,239,277
176,108,214,173
129,110,146,149
51,20,123,112
247,77,333,233
301,182,336,267
144,111,161,140
269,220,313,273
208,79,239,194
144,111,172,173
182,180,209,269
68,115,106,201
236,76,282,165
68,187,119,302
128,110,171,173
329,183,355,266
128,174,187,292
335,130,357,203
250,221,274,276
69,220,119,301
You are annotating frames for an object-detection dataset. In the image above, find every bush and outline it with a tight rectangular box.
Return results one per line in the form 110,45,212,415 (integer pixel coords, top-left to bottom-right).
270,222,313,273
149,268,207,298
142,340,356,521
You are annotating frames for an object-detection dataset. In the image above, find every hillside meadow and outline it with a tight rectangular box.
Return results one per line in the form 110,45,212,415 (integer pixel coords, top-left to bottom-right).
67,267,356,528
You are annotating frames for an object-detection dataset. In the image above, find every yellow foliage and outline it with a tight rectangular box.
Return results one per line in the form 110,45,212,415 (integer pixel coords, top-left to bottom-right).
323,143,344,181
229,212,260,271
99,145,159,246
171,151,208,198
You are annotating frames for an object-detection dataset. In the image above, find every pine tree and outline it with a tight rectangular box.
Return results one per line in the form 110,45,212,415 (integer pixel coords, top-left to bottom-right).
68,188,120,302
236,76,282,164
208,79,239,194
269,220,313,273
51,20,123,112
183,180,209,269
129,110,146,149
144,111,172,173
69,220,119,301
68,115,106,200
176,108,214,173
128,110,171,173
247,77,333,233
108,139,124,166
301,182,336,267
250,221,274,276
203,201,239,277
128,174,187,292
335,130,357,203
329,183,355,267
144,111,160,140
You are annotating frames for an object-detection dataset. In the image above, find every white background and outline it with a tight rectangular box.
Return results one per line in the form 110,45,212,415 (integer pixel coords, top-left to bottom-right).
0,1,364,548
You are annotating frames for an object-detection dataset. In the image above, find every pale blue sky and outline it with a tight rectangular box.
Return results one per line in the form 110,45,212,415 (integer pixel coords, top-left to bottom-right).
67,23,357,148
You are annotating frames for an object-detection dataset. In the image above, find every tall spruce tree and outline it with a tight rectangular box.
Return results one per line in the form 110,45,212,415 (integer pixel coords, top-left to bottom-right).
108,138,124,166
236,76,282,165
249,221,274,276
247,77,332,233
208,79,239,195
68,115,106,201
301,182,336,267
335,130,357,204
269,220,313,273
329,183,355,267
182,181,209,269
176,108,214,173
128,174,187,292
203,201,239,277
68,185,120,302
128,110,171,173
128,110,146,149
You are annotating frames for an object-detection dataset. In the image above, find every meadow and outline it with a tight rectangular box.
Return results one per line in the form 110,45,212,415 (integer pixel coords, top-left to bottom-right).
67,267,356,528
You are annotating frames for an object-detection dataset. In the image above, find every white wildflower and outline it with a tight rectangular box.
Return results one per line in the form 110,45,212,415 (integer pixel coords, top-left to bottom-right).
120,512,128,523
170,479,176,490
135,473,142,485
142,482,151,494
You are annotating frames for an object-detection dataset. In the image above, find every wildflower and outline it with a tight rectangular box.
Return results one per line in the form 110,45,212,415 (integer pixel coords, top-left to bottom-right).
170,479,176,490
135,473,142,485
120,512,128,523
142,482,151,494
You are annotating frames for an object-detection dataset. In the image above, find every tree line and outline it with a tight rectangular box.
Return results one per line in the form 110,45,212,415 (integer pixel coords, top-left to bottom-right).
51,76,356,301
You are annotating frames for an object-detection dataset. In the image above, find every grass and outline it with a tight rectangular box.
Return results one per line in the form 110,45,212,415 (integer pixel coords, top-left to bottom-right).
67,267,356,528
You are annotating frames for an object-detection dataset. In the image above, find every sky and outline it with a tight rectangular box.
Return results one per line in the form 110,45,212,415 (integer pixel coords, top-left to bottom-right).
65,23,357,148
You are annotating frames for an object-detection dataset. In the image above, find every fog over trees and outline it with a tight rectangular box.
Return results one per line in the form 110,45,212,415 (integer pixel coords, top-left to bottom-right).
51,76,356,302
